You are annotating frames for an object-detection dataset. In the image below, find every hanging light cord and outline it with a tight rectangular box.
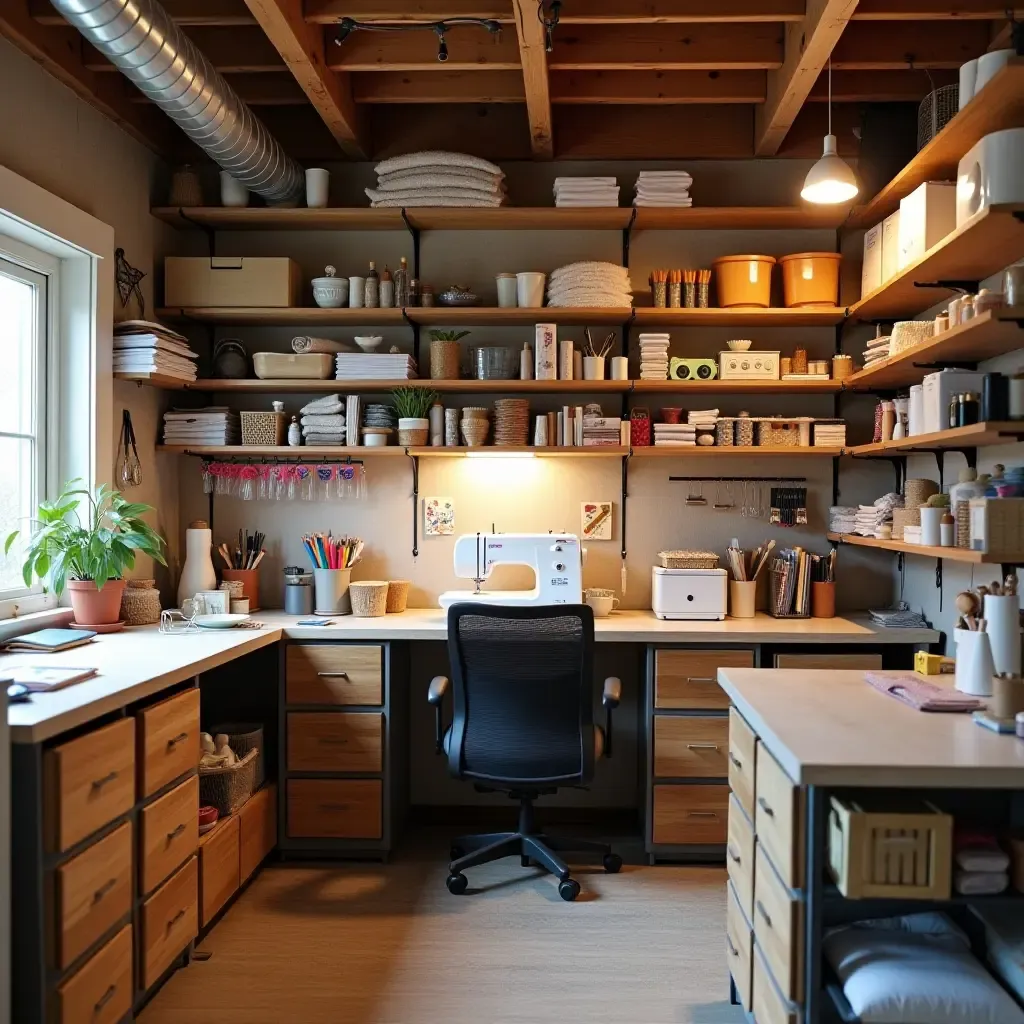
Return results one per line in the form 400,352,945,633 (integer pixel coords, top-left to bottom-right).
333,17,503,62
827,58,832,137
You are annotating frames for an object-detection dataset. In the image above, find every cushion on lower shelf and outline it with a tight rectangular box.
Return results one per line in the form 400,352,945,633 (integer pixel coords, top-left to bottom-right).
972,904,1024,1006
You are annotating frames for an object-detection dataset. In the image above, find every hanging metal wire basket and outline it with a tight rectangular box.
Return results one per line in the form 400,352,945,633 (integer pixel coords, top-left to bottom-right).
917,84,959,150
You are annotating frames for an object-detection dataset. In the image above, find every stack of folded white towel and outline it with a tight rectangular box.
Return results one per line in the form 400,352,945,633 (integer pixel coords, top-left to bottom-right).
853,493,903,537
113,320,198,382
654,423,696,447
688,409,718,445
162,408,239,446
547,262,632,308
829,506,858,534
365,151,506,208
300,395,346,446
639,334,670,379
633,171,693,208
954,837,1010,895
863,333,892,367
553,177,620,208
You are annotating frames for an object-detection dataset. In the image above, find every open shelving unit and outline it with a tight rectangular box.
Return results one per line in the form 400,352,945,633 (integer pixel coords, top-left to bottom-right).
846,422,1024,457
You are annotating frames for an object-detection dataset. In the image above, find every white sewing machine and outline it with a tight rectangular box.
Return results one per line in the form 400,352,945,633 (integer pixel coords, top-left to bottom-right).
438,532,584,608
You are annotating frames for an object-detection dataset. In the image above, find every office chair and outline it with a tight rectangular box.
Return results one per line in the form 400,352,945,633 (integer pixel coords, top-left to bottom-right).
427,603,622,902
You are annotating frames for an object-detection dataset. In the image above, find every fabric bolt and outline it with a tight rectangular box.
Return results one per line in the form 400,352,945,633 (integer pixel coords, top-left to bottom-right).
374,151,502,176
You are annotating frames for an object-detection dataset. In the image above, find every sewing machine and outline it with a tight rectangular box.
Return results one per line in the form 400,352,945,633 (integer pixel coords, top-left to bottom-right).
438,532,584,608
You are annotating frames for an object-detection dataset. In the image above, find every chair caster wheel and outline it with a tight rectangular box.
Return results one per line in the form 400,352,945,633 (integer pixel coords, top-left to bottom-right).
558,878,581,902
450,845,465,860
446,872,468,895
603,853,623,874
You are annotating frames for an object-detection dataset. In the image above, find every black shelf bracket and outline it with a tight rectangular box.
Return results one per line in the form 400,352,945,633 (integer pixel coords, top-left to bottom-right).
622,207,637,268
402,308,421,368
936,557,943,593
400,208,421,280
897,551,904,574
831,455,840,507
914,279,979,293
620,450,632,560
177,208,216,257
882,455,908,492
622,308,636,361
406,449,420,557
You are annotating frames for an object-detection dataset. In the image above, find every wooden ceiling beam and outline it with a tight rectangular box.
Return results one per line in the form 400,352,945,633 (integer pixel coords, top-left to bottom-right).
83,27,285,72
353,69,525,101
852,0,1023,17
31,0,256,25
555,0,804,21
807,67,956,100
831,20,992,67
305,0,513,22
244,0,366,157
328,24,522,70
755,0,859,156
551,69,767,103
511,0,552,157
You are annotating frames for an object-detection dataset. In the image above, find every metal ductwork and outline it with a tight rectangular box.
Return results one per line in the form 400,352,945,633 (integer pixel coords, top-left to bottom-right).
51,0,303,204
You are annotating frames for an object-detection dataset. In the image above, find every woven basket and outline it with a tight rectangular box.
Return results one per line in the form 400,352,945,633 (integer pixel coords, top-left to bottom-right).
757,420,804,447
398,427,429,446
832,355,854,381
240,410,286,446
350,581,388,617
386,579,410,613
658,550,720,569
906,478,940,509
210,722,264,790
121,579,161,625
890,320,935,356
430,340,460,380
199,748,257,816
918,84,959,151
892,508,920,541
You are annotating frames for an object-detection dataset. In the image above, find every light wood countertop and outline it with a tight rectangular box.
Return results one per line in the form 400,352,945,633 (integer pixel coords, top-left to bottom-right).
718,667,1024,790
4,611,936,744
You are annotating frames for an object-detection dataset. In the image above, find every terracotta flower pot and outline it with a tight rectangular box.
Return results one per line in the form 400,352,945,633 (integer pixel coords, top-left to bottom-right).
68,578,126,626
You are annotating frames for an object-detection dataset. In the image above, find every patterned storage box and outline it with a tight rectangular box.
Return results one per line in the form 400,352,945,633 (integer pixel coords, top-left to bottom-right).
715,418,735,446
757,418,812,447
240,410,286,446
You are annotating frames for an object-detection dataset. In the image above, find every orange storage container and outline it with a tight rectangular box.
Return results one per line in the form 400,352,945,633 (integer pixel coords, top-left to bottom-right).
712,255,776,308
779,252,841,308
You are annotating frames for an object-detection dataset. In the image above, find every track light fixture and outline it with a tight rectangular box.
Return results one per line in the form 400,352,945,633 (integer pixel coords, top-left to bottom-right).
333,16,503,60
436,26,448,62
537,0,561,53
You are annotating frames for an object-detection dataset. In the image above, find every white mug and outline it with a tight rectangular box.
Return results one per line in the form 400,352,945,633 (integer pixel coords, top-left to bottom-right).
219,170,249,208
585,589,619,617
349,277,366,308
305,167,329,208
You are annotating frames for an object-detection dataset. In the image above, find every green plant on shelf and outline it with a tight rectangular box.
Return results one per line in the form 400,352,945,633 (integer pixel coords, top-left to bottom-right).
428,329,471,342
391,386,439,420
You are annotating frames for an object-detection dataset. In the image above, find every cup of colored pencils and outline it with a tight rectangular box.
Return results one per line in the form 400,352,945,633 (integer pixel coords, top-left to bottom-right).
304,534,363,615
218,529,265,611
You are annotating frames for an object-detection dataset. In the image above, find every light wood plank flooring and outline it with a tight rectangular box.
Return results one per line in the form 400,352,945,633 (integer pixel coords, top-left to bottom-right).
141,837,741,1024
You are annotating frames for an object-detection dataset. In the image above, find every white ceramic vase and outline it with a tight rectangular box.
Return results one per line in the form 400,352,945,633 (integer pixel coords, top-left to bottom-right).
177,522,217,608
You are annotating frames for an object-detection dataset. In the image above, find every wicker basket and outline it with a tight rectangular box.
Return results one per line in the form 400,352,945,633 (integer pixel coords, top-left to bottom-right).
891,507,920,541
121,579,161,625
210,722,264,790
918,84,959,151
905,478,940,509
890,320,935,356
199,748,258,816
757,419,811,447
386,579,410,613
658,550,719,569
430,339,460,380
350,580,389,617
240,410,286,446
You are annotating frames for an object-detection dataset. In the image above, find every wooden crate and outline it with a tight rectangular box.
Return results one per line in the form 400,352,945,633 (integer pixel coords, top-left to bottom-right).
828,795,952,900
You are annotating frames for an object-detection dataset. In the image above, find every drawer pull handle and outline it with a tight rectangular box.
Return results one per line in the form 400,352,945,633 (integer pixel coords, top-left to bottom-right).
727,844,741,865
756,900,772,928
318,671,350,679
91,770,118,790
687,811,718,819
729,752,742,769
94,985,117,1012
166,731,189,748
686,676,715,684
725,935,739,957
686,743,720,751
93,878,118,903
167,908,186,931
757,796,775,818
167,822,187,840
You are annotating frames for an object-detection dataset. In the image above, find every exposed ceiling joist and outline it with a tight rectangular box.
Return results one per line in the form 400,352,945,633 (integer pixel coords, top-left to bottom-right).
511,0,553,157
328,24,522,70
304,0,513,22
807,67,956,100
84,27,285,73
831,20,992,67
550,69,767,103
30,0,256,26
352,69,525,101
244,0,366,157
853,0,1023,16
755,0,859,156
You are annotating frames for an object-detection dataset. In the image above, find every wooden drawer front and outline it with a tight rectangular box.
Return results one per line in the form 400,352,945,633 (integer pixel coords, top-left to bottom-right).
754,844,803,1002
52,821,132,970
55,923,132,1024
287,712,383,773
137,688,200,797
44,718,136,853
239,783,277,883
287,779,382,839
725,881,753,1013
728,708,757,820
753,948,798,1024
286,645,382,706
651,785,729,845
654,649,754,710
140,776,199,896
726,795,755,922
755,748,803,889
199,815,239,928
141,855,198,990
653,716,728,778
774,653,882,670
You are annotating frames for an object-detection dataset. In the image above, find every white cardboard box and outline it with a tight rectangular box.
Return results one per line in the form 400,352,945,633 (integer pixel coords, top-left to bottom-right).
534,323,557,380
861,222,883,296
898,182,956,270
880,210,901,283
164,256,301,307
922,369,986,435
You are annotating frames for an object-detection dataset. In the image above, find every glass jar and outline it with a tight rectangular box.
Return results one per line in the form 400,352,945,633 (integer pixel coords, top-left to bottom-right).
715,418,734,446
957,392,980,427
735,412,754,446
959,294,975,322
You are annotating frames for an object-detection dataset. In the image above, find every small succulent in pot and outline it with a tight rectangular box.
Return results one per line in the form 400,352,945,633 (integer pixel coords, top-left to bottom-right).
391,386,439,422
427,330,471,343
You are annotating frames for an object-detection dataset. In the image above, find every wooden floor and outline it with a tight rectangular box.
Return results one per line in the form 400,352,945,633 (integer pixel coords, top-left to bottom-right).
140,833,740,1024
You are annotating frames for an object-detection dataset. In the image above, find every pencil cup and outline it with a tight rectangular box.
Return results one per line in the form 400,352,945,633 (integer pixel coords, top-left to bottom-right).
220,569,260,611
313,567,352,615
811,582,836,618
990,673,1024,719
983,594,1021,676
729,580,756,619
954,627,995,696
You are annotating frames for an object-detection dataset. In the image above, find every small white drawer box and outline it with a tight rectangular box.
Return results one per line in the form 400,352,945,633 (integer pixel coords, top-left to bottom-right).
898,182,956,270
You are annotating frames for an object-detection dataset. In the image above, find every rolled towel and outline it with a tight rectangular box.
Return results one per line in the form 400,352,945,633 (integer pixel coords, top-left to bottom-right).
374,151,503,176
292,336,353,355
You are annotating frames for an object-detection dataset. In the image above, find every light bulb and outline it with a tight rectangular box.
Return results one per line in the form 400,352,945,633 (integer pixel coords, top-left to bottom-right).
801,134,859,205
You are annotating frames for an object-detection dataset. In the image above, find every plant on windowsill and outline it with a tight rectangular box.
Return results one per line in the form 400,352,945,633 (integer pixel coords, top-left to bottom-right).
6,479,167,628
392,386,439,446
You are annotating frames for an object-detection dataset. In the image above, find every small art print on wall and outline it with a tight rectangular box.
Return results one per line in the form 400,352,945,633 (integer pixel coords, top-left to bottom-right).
425,497,454,536
581,501,613,540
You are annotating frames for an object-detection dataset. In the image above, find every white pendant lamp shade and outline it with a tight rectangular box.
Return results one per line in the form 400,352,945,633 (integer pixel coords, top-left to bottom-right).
801,134,859,204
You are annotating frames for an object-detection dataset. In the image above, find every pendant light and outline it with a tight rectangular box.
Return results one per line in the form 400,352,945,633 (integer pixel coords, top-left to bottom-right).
801,61,859,205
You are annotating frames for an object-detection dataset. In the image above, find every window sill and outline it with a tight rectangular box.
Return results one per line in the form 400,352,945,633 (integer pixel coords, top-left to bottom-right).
0,604,73,643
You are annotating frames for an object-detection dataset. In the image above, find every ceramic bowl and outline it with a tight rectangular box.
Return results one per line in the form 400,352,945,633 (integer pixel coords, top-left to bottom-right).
727,339,753,352
312,278,349,308
438,286,479,307
354,335,384,352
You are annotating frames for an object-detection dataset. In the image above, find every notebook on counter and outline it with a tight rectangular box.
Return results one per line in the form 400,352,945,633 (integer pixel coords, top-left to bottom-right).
2,628,97,652
3,665,98,691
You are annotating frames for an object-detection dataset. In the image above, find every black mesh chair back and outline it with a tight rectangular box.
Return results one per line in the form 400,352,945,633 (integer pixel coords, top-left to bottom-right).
445,603,596,788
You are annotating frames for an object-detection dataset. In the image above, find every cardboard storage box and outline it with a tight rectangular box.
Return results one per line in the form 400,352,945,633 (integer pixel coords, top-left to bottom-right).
164,257,301,307
922,369,985,435
861,222,882,296
898,182,956,270
880,210,901,284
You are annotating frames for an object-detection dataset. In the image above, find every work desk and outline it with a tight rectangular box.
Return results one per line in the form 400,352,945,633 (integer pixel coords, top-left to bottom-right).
4,611,938,743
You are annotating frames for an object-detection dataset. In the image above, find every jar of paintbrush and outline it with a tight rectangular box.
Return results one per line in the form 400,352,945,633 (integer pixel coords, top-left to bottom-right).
218,529,265,611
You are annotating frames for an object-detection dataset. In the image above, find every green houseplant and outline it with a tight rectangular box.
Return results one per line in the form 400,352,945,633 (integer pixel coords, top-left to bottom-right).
392,386,438,446
6,479,167,626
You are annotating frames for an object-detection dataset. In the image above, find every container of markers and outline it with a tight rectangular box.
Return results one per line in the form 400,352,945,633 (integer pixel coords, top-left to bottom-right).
313,568,352,615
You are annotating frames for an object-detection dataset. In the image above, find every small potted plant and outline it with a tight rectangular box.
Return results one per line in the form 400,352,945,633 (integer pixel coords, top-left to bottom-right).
392,387,438,447
428,329,470,380
6,479,167,628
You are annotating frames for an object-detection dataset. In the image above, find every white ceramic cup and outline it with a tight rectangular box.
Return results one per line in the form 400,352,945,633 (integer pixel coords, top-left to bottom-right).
958,58,978,110
496,274,518,308
583,356,606,381
954,627,995,696
305,167,329,208
219,170,249,208
516,272,546,308
919,505,944,547
610,356,629,380
975,49,1013,93
585,588,619,617
349,277,366,308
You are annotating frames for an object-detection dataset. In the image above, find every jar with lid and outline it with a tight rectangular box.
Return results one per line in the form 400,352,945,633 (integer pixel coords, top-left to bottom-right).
283,566,314,616
950,469,984,547
957,392,980,427
881,399,896,442
959,294,975,323
1005,262,1024,306
735,411,754,446
948,393,962,429
940,512,955,547
948,296,962,325
974,288,1005,317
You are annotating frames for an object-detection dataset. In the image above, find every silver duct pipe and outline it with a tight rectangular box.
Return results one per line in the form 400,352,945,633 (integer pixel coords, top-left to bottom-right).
51,0,303,204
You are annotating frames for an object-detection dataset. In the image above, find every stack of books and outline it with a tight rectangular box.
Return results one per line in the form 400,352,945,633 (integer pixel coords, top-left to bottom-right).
813,421,846,447
335,354,417,380
163,408,240,446
582,415,621,447
113,320,198,382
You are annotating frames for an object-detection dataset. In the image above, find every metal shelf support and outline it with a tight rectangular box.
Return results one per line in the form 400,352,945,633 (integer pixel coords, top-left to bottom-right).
620,451,631,560
406,449,420,557
622,207,637,268
400,208,421,280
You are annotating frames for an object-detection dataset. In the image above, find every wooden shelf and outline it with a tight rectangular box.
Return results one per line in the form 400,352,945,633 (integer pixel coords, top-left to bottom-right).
849,204,1024,322
114,372,193,390
632,445,842,457
155,307,409,327
826,532,1022,565
847,421,1024,457
410,446,629,457
409,307,631,326
847,59,1024,230
632,307,846,327
845,310,1024,391
632,379,841,394
151,206,848,233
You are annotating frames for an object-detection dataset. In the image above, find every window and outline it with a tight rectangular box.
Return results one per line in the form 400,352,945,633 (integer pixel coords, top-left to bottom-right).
0,239,56,602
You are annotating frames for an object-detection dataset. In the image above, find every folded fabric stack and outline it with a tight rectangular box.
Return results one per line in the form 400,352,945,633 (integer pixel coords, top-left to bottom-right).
863,333,892,367
553,176,619,208
639,333,670,379
291,336,356,355
335,353,417,380
654,423,696,447
853,492,903,537
581,415,621,447
365,151,506,208
868,602,929,628
954,834,1010,895
633,170,693,208
300,395,346,445
814,422,847,447
688,408,718,445
547,262,632,307
162,408,239,446
113,320,198,382
829,506,858,534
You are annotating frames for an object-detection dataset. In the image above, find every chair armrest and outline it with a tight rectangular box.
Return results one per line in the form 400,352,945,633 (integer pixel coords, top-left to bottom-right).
602,676,622,710
427,675,449,754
